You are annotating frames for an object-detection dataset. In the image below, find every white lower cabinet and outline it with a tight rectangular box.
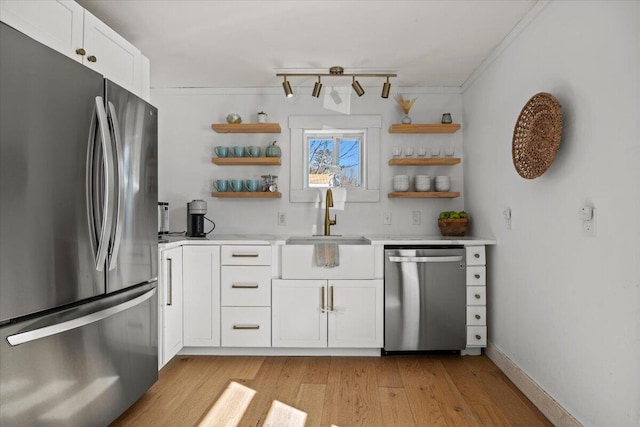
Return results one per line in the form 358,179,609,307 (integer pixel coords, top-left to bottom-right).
221,307,271,347
465,245,487,349
160,246,183,368
182,245,221,347
272,279,383,348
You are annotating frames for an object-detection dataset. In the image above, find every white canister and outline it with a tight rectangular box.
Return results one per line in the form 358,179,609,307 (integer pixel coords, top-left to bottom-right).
434,176,451,192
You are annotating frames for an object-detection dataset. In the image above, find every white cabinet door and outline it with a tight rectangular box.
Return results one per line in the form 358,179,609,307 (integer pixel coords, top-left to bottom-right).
0,0,84,63
182,245,221,347
272,280,327,348
162,246,183,366
327,280,383,348
82,9,142,96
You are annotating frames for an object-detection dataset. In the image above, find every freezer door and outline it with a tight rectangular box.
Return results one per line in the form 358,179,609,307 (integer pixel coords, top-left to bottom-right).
105,80,158,292
0,23,106,322
0,283,157,426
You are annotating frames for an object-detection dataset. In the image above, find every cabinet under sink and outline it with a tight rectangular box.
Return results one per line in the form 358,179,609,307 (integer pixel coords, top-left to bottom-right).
280,244,375,279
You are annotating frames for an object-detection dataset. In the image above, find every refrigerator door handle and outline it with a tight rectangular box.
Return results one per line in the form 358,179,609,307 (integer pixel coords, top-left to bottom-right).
93,96,116,272
107,101,124,271
6,288,156,346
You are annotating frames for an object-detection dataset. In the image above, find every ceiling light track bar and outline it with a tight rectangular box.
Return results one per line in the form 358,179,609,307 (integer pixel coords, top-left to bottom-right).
276,73,397,78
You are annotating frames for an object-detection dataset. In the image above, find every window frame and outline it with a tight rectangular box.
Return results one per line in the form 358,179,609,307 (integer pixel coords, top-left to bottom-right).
289,115,381,203
304,130,365,189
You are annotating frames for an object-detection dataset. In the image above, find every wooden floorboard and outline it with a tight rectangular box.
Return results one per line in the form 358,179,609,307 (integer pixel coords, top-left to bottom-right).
111,354,552,427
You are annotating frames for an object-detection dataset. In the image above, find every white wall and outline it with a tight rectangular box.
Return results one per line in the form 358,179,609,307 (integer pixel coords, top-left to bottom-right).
152,87,464,236
462,2,640,426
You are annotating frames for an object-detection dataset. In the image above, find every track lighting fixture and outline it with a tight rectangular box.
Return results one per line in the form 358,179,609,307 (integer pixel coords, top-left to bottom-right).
381,77,391,98
282,77,293,97
351,76,365,96
311,76,322,98
276,67,396,99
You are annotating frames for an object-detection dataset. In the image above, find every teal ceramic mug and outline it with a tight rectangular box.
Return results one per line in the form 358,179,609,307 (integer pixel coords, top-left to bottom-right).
214,179,228,192
232,146,245,157
231,179,243,192
245,179,260,192
248,146,261,157
215,146,229,158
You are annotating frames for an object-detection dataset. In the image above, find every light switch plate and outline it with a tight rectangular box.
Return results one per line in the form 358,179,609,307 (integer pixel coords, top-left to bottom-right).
383,212,391,225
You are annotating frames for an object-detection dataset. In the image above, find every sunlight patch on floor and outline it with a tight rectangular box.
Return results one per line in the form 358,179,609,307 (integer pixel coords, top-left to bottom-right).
198,381,256,427
263,400,307,427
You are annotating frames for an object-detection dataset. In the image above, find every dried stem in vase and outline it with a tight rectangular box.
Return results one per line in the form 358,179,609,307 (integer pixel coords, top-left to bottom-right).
395,94,417,114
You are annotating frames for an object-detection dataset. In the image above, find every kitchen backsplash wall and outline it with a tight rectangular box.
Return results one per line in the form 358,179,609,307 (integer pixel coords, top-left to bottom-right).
152,87,463,236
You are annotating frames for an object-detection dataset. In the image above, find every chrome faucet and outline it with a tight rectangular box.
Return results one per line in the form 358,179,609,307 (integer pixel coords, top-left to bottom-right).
324,188,337,236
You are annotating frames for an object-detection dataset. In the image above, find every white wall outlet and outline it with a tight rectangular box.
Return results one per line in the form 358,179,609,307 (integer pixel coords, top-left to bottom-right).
412,211,421,225
503,208,512,230
582,208,596,237
278,211,286,226
383,212,392,225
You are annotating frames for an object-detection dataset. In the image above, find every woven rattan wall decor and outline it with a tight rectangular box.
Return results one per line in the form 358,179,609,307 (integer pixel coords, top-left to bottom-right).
512,92,563,179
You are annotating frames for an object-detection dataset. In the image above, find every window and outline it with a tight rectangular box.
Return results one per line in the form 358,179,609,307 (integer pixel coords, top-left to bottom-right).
289,115,381,202
305,130,364,188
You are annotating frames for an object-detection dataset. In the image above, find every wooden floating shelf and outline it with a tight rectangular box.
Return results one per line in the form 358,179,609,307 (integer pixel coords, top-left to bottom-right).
388,157,461,166
388,191,460,199
211,123,281,133
212,157,281,166
211,192,281,198
388,124,461,134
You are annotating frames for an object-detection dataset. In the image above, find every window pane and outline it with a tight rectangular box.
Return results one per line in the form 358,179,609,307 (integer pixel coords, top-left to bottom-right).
307,135,361,188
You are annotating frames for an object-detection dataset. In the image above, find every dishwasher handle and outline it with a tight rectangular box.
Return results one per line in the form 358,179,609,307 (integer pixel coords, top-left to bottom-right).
388,255,463,263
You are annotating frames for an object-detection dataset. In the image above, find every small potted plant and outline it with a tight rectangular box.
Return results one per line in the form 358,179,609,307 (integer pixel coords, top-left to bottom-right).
257,111,268,123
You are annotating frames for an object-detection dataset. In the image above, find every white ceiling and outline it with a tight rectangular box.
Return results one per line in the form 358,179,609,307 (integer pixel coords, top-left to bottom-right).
78,0,537,89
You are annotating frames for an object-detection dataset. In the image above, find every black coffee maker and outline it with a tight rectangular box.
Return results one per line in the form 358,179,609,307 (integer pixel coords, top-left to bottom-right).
187,200,210,237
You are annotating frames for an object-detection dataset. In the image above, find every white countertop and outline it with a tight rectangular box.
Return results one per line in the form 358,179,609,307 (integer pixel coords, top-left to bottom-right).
159,234,495,248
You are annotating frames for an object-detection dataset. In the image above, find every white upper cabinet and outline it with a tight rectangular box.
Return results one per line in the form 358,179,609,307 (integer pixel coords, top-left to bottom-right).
0,0,83,62
0,0,148,100
81,9,141,95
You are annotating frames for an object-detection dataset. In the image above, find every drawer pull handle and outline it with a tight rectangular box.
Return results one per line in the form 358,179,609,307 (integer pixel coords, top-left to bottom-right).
475,314,481,320
233,325,260,330
474,253,480,259
232,284,259,289
475,334,482,340
87,55,97,63
76,48,86,56
232,253,259,258
475,294,481,299
474,273,481,279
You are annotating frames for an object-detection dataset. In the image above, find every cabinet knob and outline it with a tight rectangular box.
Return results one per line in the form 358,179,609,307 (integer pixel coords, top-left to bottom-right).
87,55,97,63
474,253,480,259
75,48,86,56
475,334,482,340
474,273,481,279
475,314,481,320
475,294,481,299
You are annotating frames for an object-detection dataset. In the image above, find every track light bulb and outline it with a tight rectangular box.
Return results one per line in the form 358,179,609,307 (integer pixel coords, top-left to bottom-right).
352,77,365,97
282,78,293,97
381,77,391,98
312,77,322,98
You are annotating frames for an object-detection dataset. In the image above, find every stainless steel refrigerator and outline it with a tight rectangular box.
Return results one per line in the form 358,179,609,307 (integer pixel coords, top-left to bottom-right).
0,22,158,426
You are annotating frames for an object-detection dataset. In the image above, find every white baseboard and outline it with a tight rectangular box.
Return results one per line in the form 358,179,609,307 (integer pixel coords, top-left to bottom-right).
485,342,582,427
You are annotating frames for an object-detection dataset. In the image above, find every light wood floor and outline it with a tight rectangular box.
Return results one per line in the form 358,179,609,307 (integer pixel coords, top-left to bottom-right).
111,354,552,427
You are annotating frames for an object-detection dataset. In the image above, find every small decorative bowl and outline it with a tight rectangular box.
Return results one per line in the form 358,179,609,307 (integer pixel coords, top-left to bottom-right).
226,113,242,124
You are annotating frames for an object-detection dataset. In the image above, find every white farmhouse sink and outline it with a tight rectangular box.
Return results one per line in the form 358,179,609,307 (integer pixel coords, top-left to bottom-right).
285,235,371,245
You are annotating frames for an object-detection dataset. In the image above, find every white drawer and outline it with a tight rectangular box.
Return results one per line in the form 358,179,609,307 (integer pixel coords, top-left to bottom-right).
467,326,487,347
221,245,271,266
467,286,486,306
466,246,486,266
466,266,486,286
221,307,271,347
221,266,271,306
467,306,486,326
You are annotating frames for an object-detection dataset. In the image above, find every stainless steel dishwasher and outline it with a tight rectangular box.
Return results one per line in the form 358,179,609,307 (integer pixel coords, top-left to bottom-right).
384,246,466,352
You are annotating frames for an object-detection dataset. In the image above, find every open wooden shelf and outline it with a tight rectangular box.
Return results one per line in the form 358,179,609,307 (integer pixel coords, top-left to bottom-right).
388,124,461,134
388,157,461,166
211,191,281,198
388,191,460,199
212,157,281,166
211,123,281,133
